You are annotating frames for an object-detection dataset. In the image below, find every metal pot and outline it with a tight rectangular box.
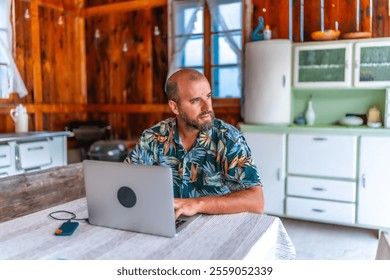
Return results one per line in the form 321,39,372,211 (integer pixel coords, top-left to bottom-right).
88,140,129,162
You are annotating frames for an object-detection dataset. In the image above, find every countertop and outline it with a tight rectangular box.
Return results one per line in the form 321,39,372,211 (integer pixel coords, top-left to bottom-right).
0,131,73,142
239,123,390,136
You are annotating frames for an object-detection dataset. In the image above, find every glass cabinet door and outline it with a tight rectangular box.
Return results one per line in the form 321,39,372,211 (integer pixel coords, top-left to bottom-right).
354,40,390,88
293,43,353,88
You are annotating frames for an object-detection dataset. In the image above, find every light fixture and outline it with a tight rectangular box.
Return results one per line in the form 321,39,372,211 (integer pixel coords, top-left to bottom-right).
58,15,64,25
24,9,30,19
154,26,160,36
122,42,128,52
94,29,100,39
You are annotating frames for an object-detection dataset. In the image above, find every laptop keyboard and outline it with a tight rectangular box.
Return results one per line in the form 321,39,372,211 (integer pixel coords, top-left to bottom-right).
175,219,186,229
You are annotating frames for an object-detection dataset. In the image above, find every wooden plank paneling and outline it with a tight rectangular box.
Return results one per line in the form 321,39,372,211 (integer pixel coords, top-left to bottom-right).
31,3,43,130
0,163,85,223
151,6,168,103
372,0,390,37
3,0,390,138
252,0,290,40
84,0,166,16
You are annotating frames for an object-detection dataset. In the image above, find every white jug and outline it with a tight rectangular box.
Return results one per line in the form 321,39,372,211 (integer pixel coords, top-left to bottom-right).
10,104,29,133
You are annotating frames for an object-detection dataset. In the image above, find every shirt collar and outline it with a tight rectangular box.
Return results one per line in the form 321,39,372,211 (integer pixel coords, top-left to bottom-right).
172,117,214,147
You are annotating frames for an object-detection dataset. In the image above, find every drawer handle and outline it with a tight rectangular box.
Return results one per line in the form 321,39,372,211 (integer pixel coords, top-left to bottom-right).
362,174,366,188
311,208,326,213
312,137,328,141
27,146,44,151
312,187,326,191
0,154,7,158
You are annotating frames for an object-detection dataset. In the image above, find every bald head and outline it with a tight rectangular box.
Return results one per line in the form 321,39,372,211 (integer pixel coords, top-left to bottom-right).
165,69,207,104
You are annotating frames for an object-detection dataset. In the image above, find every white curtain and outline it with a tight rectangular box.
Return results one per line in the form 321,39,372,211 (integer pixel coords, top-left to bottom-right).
168,0,204,77
0,0,28,99
206,0,242,68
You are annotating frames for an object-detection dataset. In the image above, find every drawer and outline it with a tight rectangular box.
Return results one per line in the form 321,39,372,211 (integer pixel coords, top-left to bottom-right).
17,140,51,170
286,197,355,224
287,134,357,179
0,144,11,168
287,176,356,202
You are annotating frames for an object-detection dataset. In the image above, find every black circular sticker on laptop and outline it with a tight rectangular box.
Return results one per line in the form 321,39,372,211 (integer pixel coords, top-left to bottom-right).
117,186,137,208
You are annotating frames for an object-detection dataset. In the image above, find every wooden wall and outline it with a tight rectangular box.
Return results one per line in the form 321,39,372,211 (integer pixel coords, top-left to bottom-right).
1,0,389,143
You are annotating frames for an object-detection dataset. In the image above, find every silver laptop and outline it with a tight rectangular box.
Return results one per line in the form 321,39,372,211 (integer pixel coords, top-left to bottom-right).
83,160,201,238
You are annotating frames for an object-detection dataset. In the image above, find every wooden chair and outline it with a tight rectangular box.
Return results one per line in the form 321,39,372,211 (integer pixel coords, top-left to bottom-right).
375,231,390,260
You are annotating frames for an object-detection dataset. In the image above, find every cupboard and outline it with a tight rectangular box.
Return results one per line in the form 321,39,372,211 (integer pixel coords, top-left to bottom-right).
240,125,390,230
293,38,390,89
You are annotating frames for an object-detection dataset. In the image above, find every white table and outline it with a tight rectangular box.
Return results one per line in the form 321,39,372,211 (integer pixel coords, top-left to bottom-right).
0,198,295,260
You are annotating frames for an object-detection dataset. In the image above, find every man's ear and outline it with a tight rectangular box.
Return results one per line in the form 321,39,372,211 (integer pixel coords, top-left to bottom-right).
168,100,179,115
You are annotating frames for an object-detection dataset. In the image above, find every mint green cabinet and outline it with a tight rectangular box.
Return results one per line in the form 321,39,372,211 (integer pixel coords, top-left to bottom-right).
354,40,390,88
293,43,353,88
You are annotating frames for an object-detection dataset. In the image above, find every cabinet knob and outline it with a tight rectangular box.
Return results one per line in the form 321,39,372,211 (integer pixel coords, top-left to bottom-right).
276,168,281,181
313,137,328,141
311,208,326,213
354,59,359,69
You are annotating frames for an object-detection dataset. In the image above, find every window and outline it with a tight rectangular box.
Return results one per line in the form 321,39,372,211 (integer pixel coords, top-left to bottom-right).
169,0,242,98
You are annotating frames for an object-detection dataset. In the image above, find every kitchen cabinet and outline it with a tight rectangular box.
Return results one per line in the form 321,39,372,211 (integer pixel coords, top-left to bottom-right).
354,39,390,88
358,136,390,228
286,133,357,224
240,123,390,229
243,132,286,216
244,40,291,124
293,42,353,88
0,132,70,177
293,38,390,89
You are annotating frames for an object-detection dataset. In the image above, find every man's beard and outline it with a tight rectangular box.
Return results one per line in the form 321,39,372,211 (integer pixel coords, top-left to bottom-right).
179,109,215,132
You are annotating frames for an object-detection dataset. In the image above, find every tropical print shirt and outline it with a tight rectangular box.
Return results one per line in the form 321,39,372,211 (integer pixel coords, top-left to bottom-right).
125,118,262,198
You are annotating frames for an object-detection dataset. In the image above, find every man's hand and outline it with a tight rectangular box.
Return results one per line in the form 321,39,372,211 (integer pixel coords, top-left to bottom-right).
174,198,201,219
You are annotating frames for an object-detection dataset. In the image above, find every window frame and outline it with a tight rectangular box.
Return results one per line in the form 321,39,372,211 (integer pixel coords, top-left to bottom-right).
169,0,245,102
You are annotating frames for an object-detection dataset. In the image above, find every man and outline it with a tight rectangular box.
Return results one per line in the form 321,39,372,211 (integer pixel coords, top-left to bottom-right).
125,69,264,219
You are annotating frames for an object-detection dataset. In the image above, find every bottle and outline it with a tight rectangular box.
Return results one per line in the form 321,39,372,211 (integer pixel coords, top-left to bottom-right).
10,104,29,133
305,96,315,126
264,25,272,40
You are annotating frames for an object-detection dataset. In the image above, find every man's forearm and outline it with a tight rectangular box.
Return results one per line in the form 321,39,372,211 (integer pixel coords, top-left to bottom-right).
174,185,264,218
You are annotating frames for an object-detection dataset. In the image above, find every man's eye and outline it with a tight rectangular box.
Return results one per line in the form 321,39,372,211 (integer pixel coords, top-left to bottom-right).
191,99,199,104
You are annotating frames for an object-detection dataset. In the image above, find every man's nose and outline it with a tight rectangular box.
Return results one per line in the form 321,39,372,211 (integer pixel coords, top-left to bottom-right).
201,99,211,111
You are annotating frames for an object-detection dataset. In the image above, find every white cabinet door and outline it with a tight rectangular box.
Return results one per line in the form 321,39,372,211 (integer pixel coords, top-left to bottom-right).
354,39,390,88
243,132,286,216
358,136,390,228
293,42,353,88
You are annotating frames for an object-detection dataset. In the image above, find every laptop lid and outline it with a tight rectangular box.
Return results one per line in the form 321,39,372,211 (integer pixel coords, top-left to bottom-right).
83,160,178,237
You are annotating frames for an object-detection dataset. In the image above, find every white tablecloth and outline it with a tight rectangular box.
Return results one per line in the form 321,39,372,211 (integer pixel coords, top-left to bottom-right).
0,198,295,260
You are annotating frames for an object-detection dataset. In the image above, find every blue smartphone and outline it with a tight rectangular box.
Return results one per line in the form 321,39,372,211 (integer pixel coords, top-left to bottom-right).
55,221,79,236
